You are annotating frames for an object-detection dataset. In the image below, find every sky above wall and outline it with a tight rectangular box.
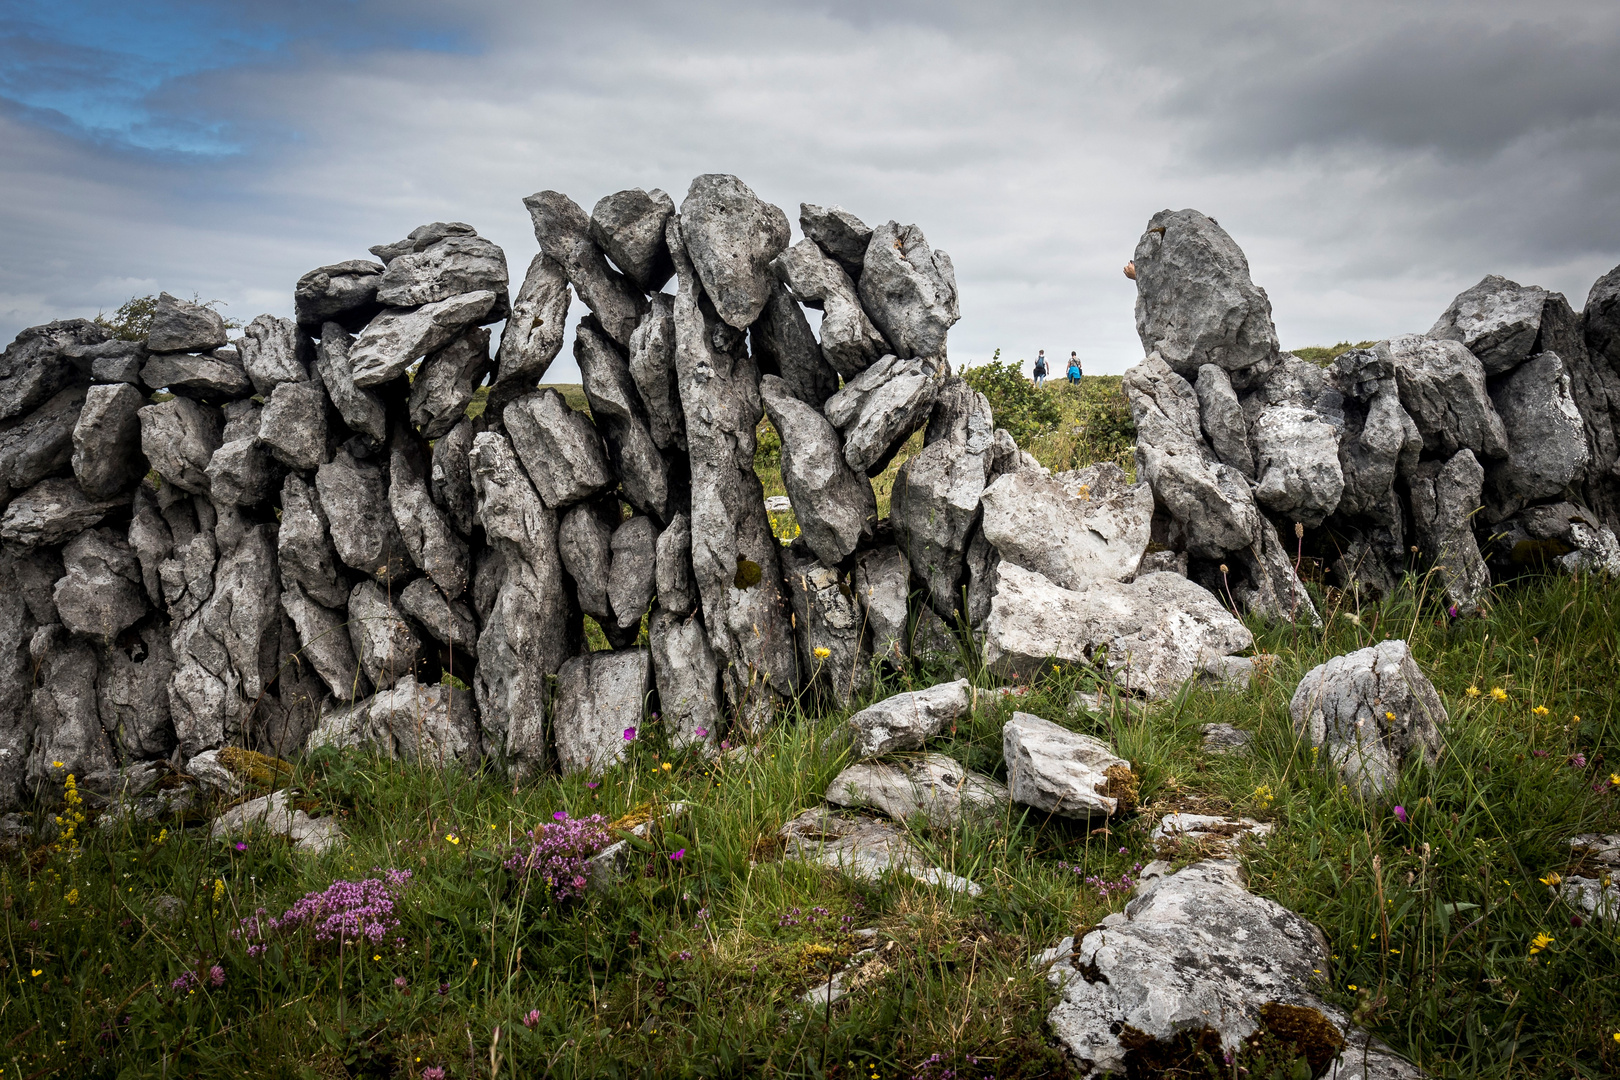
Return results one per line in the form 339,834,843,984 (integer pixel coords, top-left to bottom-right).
3,0,1619,381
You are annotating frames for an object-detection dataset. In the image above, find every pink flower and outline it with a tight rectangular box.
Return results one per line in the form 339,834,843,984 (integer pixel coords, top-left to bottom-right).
234,842,247,852
1571,753,1588,768
694,727,709,738
669,848,685,862
719,740,731,751
586,782,600,789
394,976,408,990
1393,806,1408,824
208,964,225,988
423,1068,446,1080
522,1008,541,1030
623,727,637,741
553,811,568,821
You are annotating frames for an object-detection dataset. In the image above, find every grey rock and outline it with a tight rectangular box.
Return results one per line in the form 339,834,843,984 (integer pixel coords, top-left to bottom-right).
312,324,387,445
97,623,176,760
316,449,408,583
826,752,1007,828
553,648,652,775
559,496,619,630
1408,450,1491,612
398,577,478,657
1487,351,1589,514
0,319,102,423
258,378,329,471
504,388,613,509
653,512,697,615
772,238,887,378
493,254,570,400
1537,291,1620,533
389,427,469,596
679,174,792,331
87,340,145,386
853,544,910,665
280,580,366,701
347,579,422,692
1385,335,1508,459
211,788,343,855
0,478,125,547
71,383,145,498
648,608,722,752
1193,364,1254,478
430,418,478,536
760,374,876,565
979,463,1152,592
293,260,384,332
1428,274,1546,375
206,420,281,509
1151,813,1273,858
668,216,798,724
524,190,645,347
54,528,147,641
1585,263,1620,377
846,678,973,760
312,673,479,767
276,473,349,609
1251,404,1343,527
858,221,959,360
140,350,252,400
1487,500,1620,578
1333,351,1423,520
0,384,85,497
779,806,981,896
1553,875,1620,925
824,354,941,476
1229,517,1323,627
628,294,687,451
892,437,987,620
0,553,38,809
782,545,871,708
608,515,658,631
752,280,842,409
470,431,578,780
984,563,1254,699
1130,209,1278,379
370,221,476,265
799,203,872,280
1201,723,1253,756
1136,549,1188,576
409,325,490,439
963,526,1001,630
576,318,672,522
590,188,676,291
128,484,171,606
375,234,508,309
219,398,262,445
1004,711,1134,820
26,634,114,786
347,291,497,388
139,396,222,494
236,315,307,396
1290,639,1446,799
146,292,227,354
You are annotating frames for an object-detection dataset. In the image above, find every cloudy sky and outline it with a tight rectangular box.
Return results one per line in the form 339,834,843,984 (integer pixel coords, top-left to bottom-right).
3,0,1618,380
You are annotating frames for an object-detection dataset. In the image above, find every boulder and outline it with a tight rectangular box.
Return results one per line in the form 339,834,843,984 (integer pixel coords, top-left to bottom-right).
492,254,570,402
398,577,478,658
1003,711,1135,820
0,384,86,497
96,623,176,760
0,478,125,547
853,544,910,665
799,203,872,280
983,563,1254,699
370,221,476,265
760,374,876,565
558,497,619,631
280,580,367,701
293,261,385,333
312,323,387,445
140,350,253,400
523,190,646,347
628,294,687,451
375,234,508,309
825,752,1007,827
1385,335,1508,459
408,325,491,439
1486,351,1589,515
1290,639,1446,799
1193,364,1255,478
257,378,329,471
347,291,498,388
145,292,227,354
0,319,102,423
310,673,480,766
823,354,941,476
1427,274,1546,375
751,281,842,410
1250,404,1344,527
553,648,652,775
316,449,408,583
653,512,697,616
235,315,307,396
678,174,791,330
779,806,981,896
504,388,614,509
772,238,888,378
858,221,959,360
85,339,145,386
138,397,224,495
891,438,987,621
574,318,672,522
781,545,871,708
346,579,422,692
1407,450,1491,612
648,609,723,752
979,463,1152,593
389,428,469,596
608,515,658,631
210,789,343,855
54,528,147,641
589,188,676,291
431,418,480,536
276,473,350,609
846,678,973,760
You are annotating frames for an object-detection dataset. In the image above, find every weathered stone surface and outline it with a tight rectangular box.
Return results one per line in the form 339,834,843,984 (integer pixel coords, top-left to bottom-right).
752,280,842,410
1291,639,1446,799
236,315,307,396
493,254,570,401
1194,364,1254,478
524,190,646,347
826,753,1006,828
0,478,124,547
206,413,280,508
376,234,508,309
628,294,687,451
276,473,349,609
772,238,887,379
1228,517,1323,627
1385,335,1509,459
348,291,497,388
760,374,875,565
782,545,870,707
1535,291,1620,533
648,608,722,752
1004,711,1135,820
68,383,144,498
127,485,170,606
590,188,676,292
389,427,469,596
1586,264,1620,377
370,222,476,265
559,496,619,629
54,528,146,641
0,553,40,808
313,324,387,445
0,384,85,497
892,442,986,621
1130,209,1278,380
679,174,791,331
779,806,981,895
1201,723,1253,756
311,674,480,767
1251,405,1343,527
211,789,343,854
158,524,216,624
0,319,102,423
316,449,407,583
824,354,941,476
294,261,385,333
980,463,1152,593
1487,351,1589,514
653,512,697,615
470,431,578,779
1486,500,1620,578
398,577,478,658
1408,450,1490,612
553,648,651,775
1332,347,1423,521
1428,274,1546,375
257,378,328,471
96,623,176,760
146,292,227,354
847,678,972,760
25,634,114,785
575,318,672,522
430,418,478,536
84,339,144,386
984,564,1254,699
799,203,872,279
859,221,959,360
141,350,252,400
409,326,490,440
504,388,614,509
669,216,797,723
346,579,422,692
139,396,222,494
608,515,658,631
280,580,366,701
854,544,910,665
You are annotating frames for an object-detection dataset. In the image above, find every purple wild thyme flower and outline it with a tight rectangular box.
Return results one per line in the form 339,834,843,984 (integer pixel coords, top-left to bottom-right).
502,814,611,902
668,848,685,862
394,976,409,991
170,971,197,992
423,1068,446,1080
237,869,412,950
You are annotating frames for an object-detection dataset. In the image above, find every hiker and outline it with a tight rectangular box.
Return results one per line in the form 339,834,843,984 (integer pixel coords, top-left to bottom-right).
1067,352,1082,385
1032,350,1048,386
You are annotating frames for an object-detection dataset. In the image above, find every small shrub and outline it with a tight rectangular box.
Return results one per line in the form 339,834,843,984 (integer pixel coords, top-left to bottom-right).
962,353,1062,446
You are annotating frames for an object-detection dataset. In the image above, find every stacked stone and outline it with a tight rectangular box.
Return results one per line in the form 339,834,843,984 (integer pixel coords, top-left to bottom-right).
1123,209,1620,620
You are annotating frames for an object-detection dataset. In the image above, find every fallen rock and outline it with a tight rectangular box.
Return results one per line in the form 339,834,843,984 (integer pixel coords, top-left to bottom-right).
68,383,144,499
575,318,672,522
772,238,888,378
590,187,676,291
258,378,329,471
409,325,491,439
313,323,387,445
139,397,223,494
1151,812,1271,858
1407,450,1490,612
317,449,408,583
799,203,872,280
979,463,1151,592
54,528,147,641
1486,351,1589,514
823,354,941,476
210,789,343,855
1290,639,1446,799
1385,335,1508,459
1428,274,1546,375
347,291,498,388
846,678,973,760
294,261,385,332
375,233,508,309
858,221,958,360
1003,711,1135,820
779,806,981,895
1553,875,1619,924
0,478,125,547
310,674,480,766
781,545,871,707
524,190,645,347
825,753,1007,827
146,292,227,354
553,648,652,775
587,801,692,888
493,254,570,401
1200,723,1253,756
608,515,658,631
679,174,791,330
760,374,876,565
235,315,307,396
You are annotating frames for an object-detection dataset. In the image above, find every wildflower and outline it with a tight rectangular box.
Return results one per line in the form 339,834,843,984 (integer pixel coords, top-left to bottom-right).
171,972,197,991
373,954,381,961
813,647,831,659
30,969,41,977
423,1069,446,1080
1611,774,1620,787
446,834,460,845
64,888,79,906
694,727,708,738
1529,931,1554,955
1348,984,1357,991
720,739,731,750
586,781,600,789
236,869,412,949
1490,687,1508,702
1532,705,1549,716
697,907,710,921
395,976,409,990
1540,873,1562,887
1465,686,1480,698
1393,806,1408,824
234,842,247,852
502,815,610,902
553,811,568,822
661,762,673,772
623,727,637,742
213,879,225,904
669,848,686,861
155,828,168,845
208,965,225,988
523,1008,541,1029
1571,754,1588,768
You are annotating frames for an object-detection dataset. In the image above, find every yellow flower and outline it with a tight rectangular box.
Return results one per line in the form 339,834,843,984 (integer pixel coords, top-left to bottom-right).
1610,773,1620,786
1465,686,1480,698
812,647,831,660
51,761,64,769
31,969,42,977
661,762,673,772
155,828,168,846
1348,983,1357,991
212,879,225,904
1613,1032,1620,1044
446,834,460,845
373,954,381,961
64,888,79,906
1532,705,1549,716
1490,687,1508,702
1540,873,1562,887
1384,711,1396,721
1529,931,1554,955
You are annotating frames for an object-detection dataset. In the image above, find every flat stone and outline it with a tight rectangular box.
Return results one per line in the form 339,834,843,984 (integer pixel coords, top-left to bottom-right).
779,806,981,896
553,648,651,775
590,187,676,291
347,579,423,691
375,234,507,309
146,292,227,354
799,203,872,280
575,318,672,522
293,261,385,333
492,254,570,401
772,238,888,378
503,387,614,509
1003,711,1134,820
846,678,973,759
54,527,147,641
1428,274,1547,375
211,789,343,855
825,753,1007,828
138,396,222,494
258,379,329,471
858,221,958,360
347,291,497,388
0,478,125,547
524,190,646,347
310,673,480,766
236,315,307,396
398,577,478,658
1201,723,1253,756
0,384,86,496
312,323,387,445
316,449,408,583
679,174,791,331
648,608,722,752
87,340,145,386
760,374,876,565
629,294,687,451
408,325,491,439
1553,876,1620,924
140,351,252,400
980,463,1151,592
1151,812,1271,857
823,354,941,476
1385,335,1509,459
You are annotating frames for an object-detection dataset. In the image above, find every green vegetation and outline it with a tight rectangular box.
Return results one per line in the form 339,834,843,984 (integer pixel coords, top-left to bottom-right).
1291,341,1380,367
93,295,161,341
